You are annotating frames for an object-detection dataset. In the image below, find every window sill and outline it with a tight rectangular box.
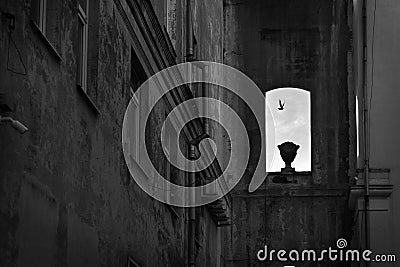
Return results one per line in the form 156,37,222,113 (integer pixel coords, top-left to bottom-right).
166,204,180,219
267,171,312,176
76,84,101,115
267,171,312,186
30,21,63,62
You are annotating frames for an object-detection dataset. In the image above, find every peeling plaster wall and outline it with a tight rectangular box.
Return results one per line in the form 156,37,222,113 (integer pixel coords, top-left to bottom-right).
0,0,227,266
223,0,353,265
224,0,352,186
227,173,352,266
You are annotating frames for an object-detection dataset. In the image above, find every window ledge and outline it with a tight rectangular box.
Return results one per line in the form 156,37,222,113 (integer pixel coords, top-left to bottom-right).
267,172,312,186
30,21,63,62
166,204,180,219
267,171,312,176
76,85,101,115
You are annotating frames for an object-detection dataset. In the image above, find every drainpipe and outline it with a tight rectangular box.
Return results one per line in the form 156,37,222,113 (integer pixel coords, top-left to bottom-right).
361,0,370,257
186,0,194,61
186,2,195,264
188,144,196,267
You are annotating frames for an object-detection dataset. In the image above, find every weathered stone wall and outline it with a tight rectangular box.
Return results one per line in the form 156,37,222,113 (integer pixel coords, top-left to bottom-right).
223,0,353,265
227,173,352,266
0,0,227,266
224,0,352,186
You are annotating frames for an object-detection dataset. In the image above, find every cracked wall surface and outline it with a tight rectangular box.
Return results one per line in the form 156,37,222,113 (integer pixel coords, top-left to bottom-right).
223,0,354,266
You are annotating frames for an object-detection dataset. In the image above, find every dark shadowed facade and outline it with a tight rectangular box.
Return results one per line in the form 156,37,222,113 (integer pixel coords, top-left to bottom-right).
1,0,397,267
223,0,354,266
0,0,230,266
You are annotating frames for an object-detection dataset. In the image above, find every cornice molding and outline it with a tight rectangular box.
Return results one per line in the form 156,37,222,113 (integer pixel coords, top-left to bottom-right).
113,0,203,141
112,0,225,194
348,184,393,210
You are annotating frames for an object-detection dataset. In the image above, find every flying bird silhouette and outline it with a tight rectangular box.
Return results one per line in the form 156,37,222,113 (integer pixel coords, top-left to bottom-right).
278,99,285,110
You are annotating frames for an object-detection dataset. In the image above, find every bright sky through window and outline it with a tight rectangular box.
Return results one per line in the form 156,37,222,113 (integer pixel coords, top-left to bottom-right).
266,88,311,172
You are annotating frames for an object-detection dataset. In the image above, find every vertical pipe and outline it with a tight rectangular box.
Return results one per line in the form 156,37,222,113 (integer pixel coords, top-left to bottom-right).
203,66,209,131
188,145,196,267
361,0,370,258
186,3,197,265
186,2,195,262
186,0,194,60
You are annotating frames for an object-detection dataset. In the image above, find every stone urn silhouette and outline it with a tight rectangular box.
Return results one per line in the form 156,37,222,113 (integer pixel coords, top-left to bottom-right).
278,142,300,173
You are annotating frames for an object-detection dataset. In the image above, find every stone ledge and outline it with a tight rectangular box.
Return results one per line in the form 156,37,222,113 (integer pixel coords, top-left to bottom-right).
76,85,101,115
348,184,393,210
349,167,393,209
266,171,312,186
232,187,348,198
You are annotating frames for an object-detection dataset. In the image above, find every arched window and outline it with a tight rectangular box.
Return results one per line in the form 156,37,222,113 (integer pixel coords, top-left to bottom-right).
265,88,311,172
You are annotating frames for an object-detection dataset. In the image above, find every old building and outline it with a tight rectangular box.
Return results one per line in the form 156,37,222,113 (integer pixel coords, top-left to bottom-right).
0,0,230,266
349,0,400,266
1,0,399,266
222,0,354,265
220,0,399,266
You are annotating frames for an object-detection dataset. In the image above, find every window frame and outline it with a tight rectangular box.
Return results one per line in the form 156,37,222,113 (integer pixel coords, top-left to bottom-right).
77,0,89,92
30,0,63,60
35,0,47,33
265,88,312,172
129,88,140,162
